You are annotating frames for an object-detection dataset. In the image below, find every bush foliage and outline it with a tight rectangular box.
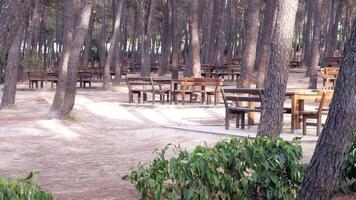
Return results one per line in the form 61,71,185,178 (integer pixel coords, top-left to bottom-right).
338,138,356,193
123,136,305,200
0,172,53,200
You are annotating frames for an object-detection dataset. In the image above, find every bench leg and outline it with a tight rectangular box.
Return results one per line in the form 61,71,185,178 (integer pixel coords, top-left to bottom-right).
225,111,230,130
302,117,307,135
241,113,245,130
316,117,322,136
235,114,240,128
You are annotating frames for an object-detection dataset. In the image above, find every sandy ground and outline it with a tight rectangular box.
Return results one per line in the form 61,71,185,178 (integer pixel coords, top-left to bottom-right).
0,72,354,199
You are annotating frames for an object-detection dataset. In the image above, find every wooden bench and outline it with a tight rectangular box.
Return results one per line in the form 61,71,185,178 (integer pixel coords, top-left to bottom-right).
27,70,46,89
171,78,221,105
221,88,292,130
301,91,333,136
126,77,166,104
320,67,339,89
323,57,342,67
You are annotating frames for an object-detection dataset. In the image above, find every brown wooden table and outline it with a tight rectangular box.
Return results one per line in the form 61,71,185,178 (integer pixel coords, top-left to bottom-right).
224,88,320,133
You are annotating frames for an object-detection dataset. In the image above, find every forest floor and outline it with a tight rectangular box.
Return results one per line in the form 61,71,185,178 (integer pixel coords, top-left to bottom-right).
0,72,355,200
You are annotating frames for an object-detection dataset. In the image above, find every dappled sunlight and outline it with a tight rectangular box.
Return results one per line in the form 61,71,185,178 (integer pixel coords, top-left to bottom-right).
37,119,79,140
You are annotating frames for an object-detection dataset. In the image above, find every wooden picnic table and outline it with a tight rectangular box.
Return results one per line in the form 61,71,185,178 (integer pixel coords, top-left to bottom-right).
223,88,320,133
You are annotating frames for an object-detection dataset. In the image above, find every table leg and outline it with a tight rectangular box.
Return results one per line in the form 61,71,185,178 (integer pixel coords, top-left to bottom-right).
291,95,298,133
248,102,255,126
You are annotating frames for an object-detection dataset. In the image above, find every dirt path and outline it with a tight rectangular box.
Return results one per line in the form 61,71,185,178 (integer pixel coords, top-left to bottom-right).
0,73,352,199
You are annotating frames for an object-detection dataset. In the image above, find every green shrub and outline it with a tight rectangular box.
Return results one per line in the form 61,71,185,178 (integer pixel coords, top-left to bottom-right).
0,172,53,200
123,136,305,200
338,138,356,194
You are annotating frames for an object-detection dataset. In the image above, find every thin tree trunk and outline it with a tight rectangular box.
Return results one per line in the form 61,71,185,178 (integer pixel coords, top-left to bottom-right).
99,0,106,68
24,0,39,58
158,0,171,76
255,0,277,88
51,0,74,112
190,0,201,78
59,0,93,118
201,0,214,64
325,0,344,57
82,10,94,66
300,0,315,69
1,23,24,109
214,0,227,66
170,0,179,79
114,0,127,85
298,20,356,200
103,0,125,89
237,0,261,88
139,0,156,77
307,0,323,89
257,0,299,138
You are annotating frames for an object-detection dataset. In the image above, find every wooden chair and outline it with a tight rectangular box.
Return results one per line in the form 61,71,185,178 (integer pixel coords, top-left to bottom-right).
126,77,165,104
301,91,333,136
27,70,47,89
220,89,262,130
320,67,339,89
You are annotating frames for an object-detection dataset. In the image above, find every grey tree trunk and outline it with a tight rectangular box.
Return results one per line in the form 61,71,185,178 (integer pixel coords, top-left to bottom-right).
256,0,277,88
103,0,125,89
114,1,127,85
307,0,323,89
139,0,156,77
298,20,356,200
51,0,74,112
82,11,94,66
99,0,106,68
237,0,260,88
24,0,39,58
257,0,299,138
300,0,315,69
325,0,344,57
158,0,171,76
213,0,227,66
201,0,214,64
1,23,24,109
59,0,93,118
170,0,179,79
190,0,201,78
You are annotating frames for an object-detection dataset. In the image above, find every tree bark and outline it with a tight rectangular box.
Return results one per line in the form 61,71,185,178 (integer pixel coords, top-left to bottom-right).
300,0,315,69
158,0,171,76
1,23,24,109
298,19,356,200
307,0,323,89
255,0,277,88
59,0,93,118
325,0,344,57
82,10,94,66
139,0,156,77
257,0,299,138
99,0,106,68
190,0,201,78
237,0,260,88
103,0,125,89
170,0,179,79
51,0,74,112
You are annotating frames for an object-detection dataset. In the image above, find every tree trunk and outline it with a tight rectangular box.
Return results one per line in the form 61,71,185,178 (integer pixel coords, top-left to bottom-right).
1,23,24,109
256,0,277,88
170,0,179,79
325,0,344,57
298,20,356,200
158,0,171,76
300,0,315,69
189,0,201,78
59,0,93,118
51,0,74,112
201,0,214,64
82,11,94,66
237,0,260,88
323,0,335,58
103,0,125,89
139,0,156,77
213,0,227,66
257,0,299,138
307,0,323,89
114,0,127,85
99,0,106,68
24,0,39,58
